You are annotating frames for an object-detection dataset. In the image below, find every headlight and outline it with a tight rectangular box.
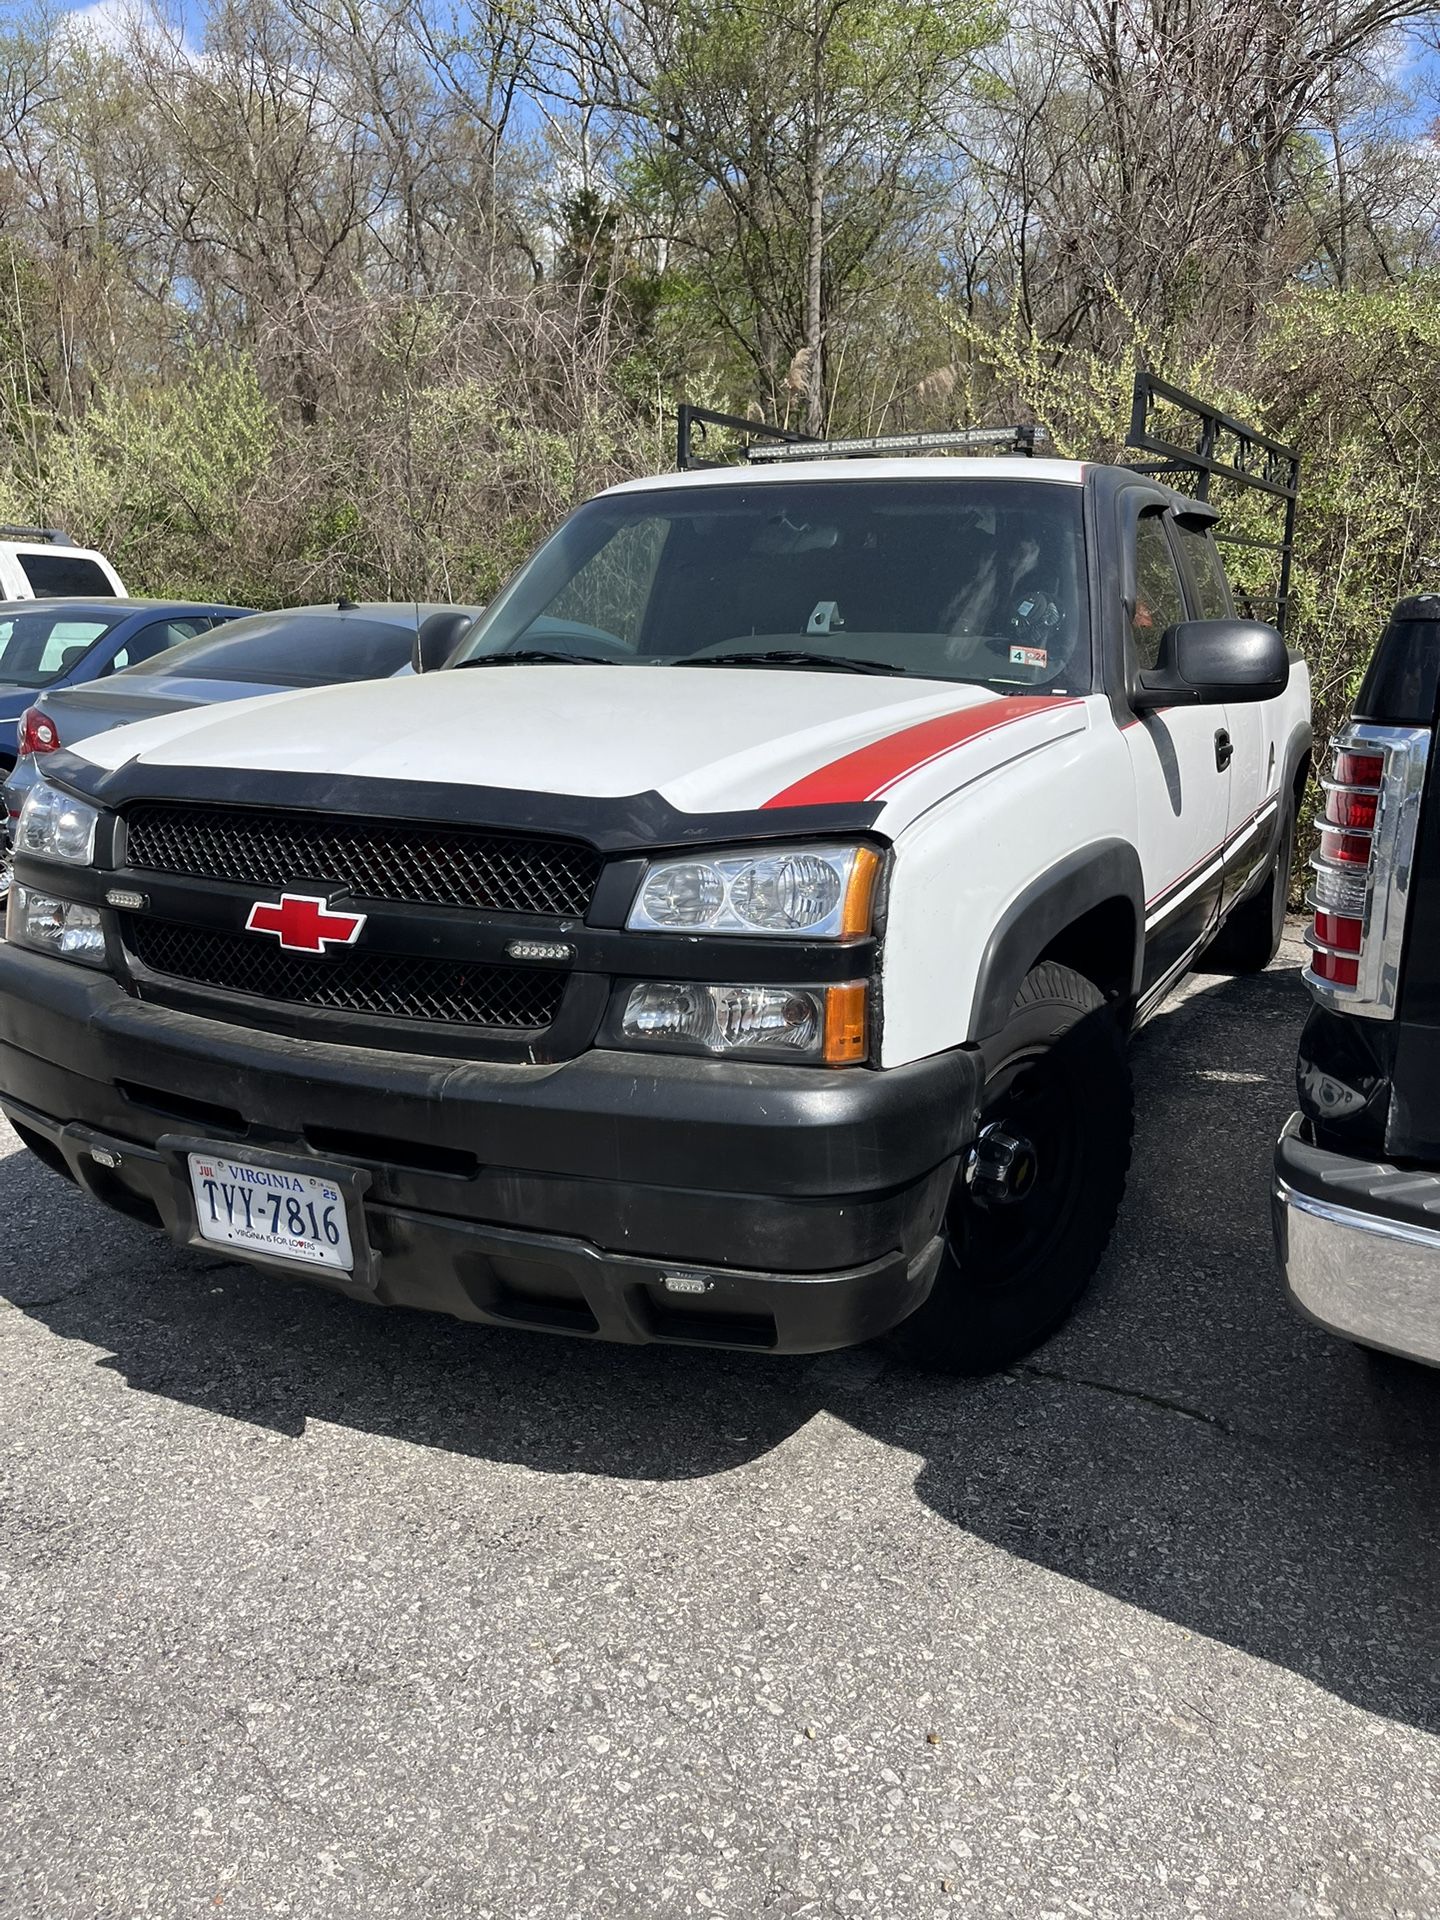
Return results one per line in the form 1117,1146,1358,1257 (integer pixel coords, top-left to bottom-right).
628,843,880,938
15,780,100,866
8,886,105,964
616,980,868,1065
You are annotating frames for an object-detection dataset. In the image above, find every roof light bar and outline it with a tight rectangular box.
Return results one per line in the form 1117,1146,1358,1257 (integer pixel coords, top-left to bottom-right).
747,426,1047,463
674,402,1050,470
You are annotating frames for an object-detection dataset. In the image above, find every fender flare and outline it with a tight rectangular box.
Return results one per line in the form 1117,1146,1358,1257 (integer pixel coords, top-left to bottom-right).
1281,719,1314,808
966,838,1146,1042
1248,719,1313,880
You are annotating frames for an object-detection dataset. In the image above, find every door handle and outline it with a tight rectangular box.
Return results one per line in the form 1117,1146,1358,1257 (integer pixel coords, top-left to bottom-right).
1214,728,1233,772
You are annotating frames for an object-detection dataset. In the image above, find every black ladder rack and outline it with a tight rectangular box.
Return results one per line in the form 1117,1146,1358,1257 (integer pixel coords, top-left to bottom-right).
1126,366,1300,639
675,406,804,471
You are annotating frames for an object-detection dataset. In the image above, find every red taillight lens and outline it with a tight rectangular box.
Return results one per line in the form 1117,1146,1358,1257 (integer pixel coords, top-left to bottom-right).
1306,721,1430,1019
1333,751,1384,787
1308,734,1387,996
1313,910,1363,953
1318,825,1372,865
16,707,59,756
1310,947,1361,988
1326,786,1378,832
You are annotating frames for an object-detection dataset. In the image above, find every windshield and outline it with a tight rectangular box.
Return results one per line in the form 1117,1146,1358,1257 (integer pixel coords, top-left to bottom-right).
0,609,118,687
451,479,1090,691
122,613,418,686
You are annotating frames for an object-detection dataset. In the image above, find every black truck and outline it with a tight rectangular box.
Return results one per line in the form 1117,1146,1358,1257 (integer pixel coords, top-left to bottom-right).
1275,593,1440,1365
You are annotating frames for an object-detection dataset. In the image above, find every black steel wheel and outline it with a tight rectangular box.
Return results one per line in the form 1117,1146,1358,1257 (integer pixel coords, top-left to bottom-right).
890,962,1133,1376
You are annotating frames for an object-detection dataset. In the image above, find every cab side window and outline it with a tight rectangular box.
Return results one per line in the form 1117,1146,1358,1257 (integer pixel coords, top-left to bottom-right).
1175,525,1234,621
1130,514,1186,671
108,617,211,673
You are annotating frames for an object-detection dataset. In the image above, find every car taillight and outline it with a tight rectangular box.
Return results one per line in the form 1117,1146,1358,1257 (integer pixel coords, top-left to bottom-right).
1305,722,1430,1017
16,707,59,756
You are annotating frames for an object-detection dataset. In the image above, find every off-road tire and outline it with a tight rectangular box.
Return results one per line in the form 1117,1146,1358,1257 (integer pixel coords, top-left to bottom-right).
890,962,1133,1376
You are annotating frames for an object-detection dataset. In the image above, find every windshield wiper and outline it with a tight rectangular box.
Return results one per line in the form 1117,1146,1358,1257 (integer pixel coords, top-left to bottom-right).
674,649,906,676
453,649,618,668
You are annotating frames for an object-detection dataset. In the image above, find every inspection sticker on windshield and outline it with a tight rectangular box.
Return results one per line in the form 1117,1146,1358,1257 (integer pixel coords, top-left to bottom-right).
1010,644,1048,668
187,1153,354,1271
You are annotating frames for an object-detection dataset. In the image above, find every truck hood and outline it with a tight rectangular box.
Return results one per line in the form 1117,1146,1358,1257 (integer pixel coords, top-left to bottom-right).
69,665,1089,829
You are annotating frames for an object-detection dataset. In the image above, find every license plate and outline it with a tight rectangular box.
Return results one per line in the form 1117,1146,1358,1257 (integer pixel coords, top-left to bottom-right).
187,1152,354,1272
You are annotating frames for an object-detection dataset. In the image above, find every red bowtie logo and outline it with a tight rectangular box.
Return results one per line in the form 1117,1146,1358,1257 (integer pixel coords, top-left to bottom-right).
244,893,367,954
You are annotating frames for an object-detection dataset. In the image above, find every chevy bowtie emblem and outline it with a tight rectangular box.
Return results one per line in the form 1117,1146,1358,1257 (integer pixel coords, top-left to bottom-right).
245,893,367,953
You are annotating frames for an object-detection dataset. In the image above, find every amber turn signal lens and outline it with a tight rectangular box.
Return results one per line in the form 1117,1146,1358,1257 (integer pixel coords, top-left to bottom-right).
823,982,869,1065
839,847,882,938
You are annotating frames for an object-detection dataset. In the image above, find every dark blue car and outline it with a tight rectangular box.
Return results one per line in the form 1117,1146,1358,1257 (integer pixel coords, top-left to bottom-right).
0,598,250,775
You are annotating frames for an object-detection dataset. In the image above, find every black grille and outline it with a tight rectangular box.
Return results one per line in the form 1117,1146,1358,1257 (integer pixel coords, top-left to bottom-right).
124,917,564,1031
123,802,600,918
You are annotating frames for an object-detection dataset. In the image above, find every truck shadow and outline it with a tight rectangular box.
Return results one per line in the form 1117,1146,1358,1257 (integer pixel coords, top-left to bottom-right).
2,947,1437,1734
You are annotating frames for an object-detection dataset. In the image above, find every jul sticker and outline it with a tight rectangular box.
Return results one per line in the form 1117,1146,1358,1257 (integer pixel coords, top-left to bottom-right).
1009,644,1048,668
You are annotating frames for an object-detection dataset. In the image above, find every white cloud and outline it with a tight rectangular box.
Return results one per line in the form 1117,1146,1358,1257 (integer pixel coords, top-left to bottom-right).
58,0,199,61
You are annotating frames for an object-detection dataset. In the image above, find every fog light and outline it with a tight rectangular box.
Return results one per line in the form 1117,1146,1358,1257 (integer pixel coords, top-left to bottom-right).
11,886,105,964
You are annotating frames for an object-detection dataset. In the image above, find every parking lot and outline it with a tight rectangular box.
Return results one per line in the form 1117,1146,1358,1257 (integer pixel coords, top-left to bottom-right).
1,924,1437,1920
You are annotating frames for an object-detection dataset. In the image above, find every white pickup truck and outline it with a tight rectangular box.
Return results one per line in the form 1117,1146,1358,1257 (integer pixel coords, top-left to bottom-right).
0,525,125,599
0,383,1312,1373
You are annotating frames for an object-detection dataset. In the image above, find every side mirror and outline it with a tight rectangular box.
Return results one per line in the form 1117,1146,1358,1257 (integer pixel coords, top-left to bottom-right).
412,608,477,674
1133,618,1289,710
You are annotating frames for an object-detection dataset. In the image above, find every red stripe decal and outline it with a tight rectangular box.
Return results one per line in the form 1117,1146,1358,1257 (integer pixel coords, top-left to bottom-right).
762,696,1079,809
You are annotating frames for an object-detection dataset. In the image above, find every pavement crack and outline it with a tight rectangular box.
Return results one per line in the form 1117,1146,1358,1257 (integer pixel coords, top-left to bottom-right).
1008,1362,1236,1435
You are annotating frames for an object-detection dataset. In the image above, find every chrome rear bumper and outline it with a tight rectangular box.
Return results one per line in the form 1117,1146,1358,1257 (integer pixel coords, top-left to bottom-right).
1274,1113,1440,1366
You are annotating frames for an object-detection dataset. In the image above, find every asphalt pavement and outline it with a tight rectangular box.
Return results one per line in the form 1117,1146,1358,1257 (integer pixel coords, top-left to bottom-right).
2,925,1438,1919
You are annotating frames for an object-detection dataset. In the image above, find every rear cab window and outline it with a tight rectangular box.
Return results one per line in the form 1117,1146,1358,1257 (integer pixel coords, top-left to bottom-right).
16,551,117,597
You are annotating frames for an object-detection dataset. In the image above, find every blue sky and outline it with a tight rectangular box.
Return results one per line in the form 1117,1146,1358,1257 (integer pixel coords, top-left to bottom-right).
56,0,1440,142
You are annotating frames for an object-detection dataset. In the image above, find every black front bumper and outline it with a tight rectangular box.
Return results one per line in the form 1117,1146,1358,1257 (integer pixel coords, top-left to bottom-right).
0,945,979,1353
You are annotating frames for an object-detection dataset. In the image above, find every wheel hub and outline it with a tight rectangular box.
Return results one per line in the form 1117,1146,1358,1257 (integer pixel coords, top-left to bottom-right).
965,1122,1039,1208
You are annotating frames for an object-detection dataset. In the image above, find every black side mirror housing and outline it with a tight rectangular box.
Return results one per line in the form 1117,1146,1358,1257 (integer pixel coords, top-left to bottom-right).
1132,618,1289,710
412,608,478,674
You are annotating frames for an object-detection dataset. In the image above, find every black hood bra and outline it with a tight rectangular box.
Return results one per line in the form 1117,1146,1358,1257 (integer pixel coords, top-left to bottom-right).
43,749,883,858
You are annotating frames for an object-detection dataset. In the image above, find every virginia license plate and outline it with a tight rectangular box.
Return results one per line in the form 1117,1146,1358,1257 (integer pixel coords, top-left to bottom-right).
187,1152,354,1272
